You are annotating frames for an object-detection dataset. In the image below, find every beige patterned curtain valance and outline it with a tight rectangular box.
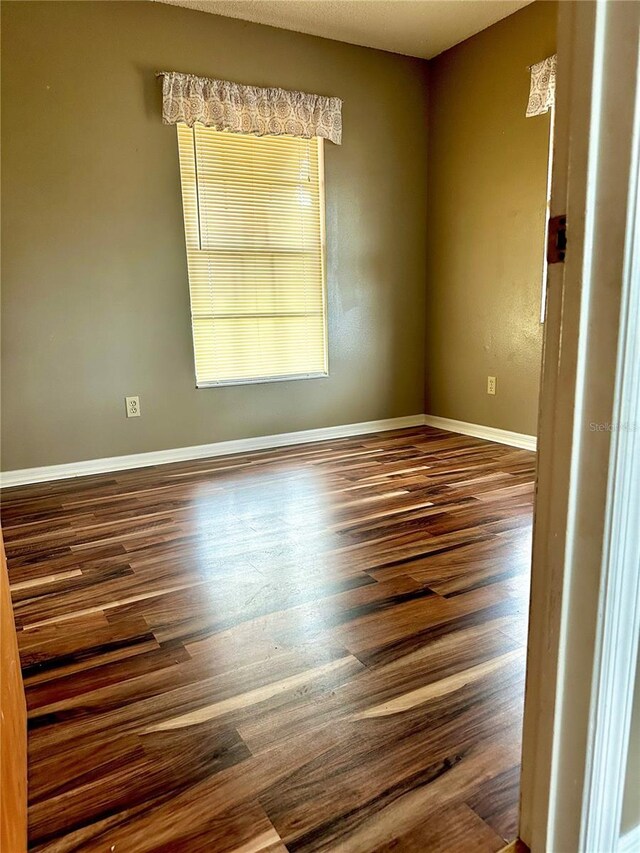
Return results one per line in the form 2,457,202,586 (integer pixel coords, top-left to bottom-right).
157,71,342,145
526,55,557,117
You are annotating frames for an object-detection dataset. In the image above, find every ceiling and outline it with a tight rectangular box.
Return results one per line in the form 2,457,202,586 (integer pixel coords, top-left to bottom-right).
155,0,534,60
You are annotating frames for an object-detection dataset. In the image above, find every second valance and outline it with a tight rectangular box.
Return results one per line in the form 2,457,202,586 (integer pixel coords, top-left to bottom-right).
526,55,556,117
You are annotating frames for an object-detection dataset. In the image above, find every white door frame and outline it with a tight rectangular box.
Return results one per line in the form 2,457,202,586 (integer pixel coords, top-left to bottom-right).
520,1,640,851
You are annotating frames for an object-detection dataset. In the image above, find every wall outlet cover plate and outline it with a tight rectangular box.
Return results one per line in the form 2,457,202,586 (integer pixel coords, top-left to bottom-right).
125,396,141,417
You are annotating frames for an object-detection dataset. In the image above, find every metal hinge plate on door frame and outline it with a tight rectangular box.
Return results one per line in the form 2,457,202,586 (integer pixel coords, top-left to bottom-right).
547,214,567,264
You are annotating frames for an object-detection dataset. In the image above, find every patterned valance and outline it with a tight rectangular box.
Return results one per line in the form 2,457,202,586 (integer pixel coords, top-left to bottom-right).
526,55,557,117
157,71,342,145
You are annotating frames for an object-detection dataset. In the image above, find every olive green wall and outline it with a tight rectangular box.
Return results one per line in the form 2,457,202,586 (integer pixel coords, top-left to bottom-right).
0,0,429,470
425,1,557,436
1,1,557,471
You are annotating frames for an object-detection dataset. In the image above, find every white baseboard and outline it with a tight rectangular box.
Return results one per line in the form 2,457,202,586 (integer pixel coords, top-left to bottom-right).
0,413,538,488
423,414,537,451
0,415,426,488
619,824,640,852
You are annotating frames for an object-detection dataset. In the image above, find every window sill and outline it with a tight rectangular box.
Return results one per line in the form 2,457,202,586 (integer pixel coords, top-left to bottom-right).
196,372,329,388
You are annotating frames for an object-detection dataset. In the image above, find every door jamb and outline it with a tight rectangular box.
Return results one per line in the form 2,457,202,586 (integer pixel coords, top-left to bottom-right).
520,1,640,850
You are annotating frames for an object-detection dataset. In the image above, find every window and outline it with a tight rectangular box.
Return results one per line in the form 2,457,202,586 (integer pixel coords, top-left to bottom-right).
176,124,328,386
540,106,555,323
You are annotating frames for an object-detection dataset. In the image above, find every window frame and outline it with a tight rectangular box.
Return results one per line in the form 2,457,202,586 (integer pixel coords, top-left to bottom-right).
176,124,329,389
540,106,555,324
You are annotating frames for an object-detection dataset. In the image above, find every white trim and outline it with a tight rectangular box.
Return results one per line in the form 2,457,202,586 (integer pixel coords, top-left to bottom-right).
581,7,640,847
0,415,426,488
423,415,537,451
0,413,539,488
619,824,640,853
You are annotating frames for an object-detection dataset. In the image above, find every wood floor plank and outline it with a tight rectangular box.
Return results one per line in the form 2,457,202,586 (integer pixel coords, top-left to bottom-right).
367,803,505,853
1,426,535,851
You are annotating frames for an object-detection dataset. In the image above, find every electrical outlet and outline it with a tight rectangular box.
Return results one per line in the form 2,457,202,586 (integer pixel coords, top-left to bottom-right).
125,396,141,418
487,376,497,396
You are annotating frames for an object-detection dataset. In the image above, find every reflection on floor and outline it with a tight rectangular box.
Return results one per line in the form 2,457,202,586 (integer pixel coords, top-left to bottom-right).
1,426,535,852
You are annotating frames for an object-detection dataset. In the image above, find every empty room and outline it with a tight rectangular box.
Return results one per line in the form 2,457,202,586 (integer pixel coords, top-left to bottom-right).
6,1,638,852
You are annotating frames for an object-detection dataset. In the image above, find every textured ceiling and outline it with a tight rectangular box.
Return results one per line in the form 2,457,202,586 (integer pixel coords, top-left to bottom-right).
154,0,534,60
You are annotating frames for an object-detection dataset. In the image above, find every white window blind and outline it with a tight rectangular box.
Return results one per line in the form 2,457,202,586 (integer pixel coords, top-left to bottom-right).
176,124,328,387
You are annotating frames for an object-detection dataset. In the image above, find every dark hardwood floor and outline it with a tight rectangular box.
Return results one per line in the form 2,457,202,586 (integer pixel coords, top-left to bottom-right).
1,426,536,852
